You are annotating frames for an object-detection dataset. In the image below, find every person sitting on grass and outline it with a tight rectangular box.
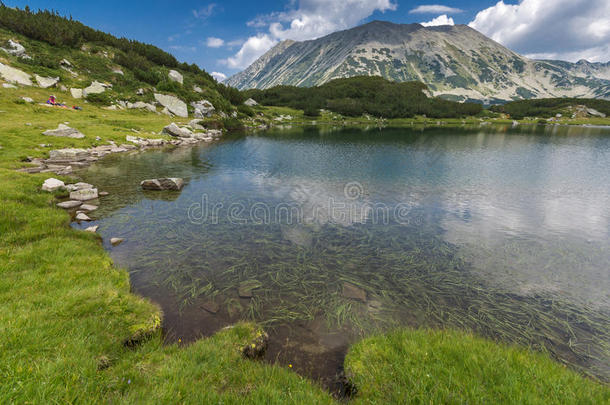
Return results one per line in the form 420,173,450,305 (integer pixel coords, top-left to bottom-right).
46,95,68,108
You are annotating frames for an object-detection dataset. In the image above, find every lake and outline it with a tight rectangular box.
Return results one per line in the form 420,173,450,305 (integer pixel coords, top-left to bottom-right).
75,124,610,388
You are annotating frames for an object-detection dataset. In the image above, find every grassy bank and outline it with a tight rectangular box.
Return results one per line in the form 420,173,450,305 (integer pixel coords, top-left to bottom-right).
248,105,610,128
1,86,608,403
346,329,608,404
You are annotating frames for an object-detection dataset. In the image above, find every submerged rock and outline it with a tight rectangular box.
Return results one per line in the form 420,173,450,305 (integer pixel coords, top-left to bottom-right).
238,280,262,298
43,124,85,139
201,301,220,314
342,282,367,302
110,237,124,246
80,204,98,212
85,225,99,233
75,212,92,221
141,178,184,191
42,178,65,192
57,200,82,209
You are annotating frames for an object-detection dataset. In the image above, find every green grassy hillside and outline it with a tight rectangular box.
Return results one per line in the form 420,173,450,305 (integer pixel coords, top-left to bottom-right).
0,5,243,113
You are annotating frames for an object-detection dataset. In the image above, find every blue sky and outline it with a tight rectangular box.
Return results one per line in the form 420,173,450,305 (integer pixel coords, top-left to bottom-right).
5,1,610,80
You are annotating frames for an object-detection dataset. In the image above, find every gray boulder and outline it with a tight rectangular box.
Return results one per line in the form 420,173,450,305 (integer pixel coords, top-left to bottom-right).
127,101,157,113
0,39,27,57
70,88,83,99
141,178,184,191
191,100,215,118
193,85,203,93
0,62,32,86
244,98,258,107
168,70,183,84
154,93,188,117
2,83,17,89
21,97,34,103
84,81,108,96
163,123,192,138
188,119,206,130
43,124,85,139
35,75,59,89
42,178,65,192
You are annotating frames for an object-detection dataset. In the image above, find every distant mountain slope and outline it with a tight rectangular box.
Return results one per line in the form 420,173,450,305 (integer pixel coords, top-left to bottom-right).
227,21,610,102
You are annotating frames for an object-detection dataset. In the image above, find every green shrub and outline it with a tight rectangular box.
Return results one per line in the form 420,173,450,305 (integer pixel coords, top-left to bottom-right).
85,92,113,105
237,104,254,117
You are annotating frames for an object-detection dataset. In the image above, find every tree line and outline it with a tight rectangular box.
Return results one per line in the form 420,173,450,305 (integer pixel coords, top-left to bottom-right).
490,98,610,119
243,76,483,118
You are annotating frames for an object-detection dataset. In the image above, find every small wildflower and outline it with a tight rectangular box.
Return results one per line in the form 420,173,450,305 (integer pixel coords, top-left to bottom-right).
288,364,293,368
178,338,182,343
251,343,256,348
128,379,131,384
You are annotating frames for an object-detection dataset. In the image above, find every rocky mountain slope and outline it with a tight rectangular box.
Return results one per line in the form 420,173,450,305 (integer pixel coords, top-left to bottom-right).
227,21,610,102
0,6,239,117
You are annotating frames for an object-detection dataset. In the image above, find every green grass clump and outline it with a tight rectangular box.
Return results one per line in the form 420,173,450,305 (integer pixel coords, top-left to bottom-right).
345,329,609,404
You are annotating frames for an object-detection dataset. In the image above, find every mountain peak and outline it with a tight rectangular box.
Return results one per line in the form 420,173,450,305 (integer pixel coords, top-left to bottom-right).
227,20,610,101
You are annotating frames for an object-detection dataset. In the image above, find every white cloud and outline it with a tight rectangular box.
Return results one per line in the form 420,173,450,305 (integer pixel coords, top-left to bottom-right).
469,0,610,62
211,72,228,82
193,4,217,20
410,5,463,14
226,0,397,70
227,39,245,48
420,14,455,27
224,34,278,69
206,37,225,48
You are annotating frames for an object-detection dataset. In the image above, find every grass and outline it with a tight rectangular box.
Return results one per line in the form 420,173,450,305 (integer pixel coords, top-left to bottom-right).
0,85,608,403
346,329,609,404
251,105,610,128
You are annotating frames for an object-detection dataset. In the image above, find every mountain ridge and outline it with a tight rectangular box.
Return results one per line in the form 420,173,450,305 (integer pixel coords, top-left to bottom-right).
227,20,610,102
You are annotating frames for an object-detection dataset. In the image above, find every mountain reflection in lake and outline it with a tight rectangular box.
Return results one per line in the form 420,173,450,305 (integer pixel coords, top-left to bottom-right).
75,125,610,388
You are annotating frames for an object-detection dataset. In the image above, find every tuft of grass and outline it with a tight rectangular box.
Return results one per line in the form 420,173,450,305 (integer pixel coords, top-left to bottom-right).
345,328,609,404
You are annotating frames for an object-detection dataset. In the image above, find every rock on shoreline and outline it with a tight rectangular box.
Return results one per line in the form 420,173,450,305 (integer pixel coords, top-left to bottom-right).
141,178,184,191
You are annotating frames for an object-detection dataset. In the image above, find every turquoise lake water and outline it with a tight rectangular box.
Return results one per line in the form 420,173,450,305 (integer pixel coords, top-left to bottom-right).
76,124,610,386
